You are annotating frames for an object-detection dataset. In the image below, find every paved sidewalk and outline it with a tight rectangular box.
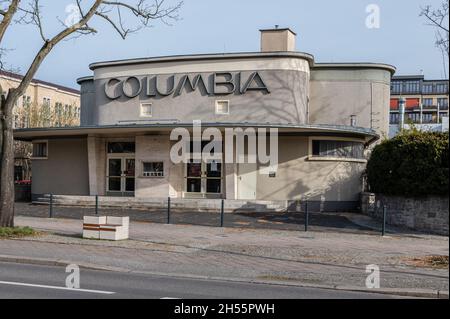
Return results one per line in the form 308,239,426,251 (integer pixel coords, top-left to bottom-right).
3,216,449,293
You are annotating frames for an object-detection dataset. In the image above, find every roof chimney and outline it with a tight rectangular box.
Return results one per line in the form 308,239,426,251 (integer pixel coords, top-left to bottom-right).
260,27,297,52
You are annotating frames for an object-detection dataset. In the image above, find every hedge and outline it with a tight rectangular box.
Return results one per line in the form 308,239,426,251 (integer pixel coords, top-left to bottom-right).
366,130,449,196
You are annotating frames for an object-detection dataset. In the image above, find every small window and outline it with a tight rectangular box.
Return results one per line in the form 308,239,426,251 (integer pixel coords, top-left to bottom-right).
215,100,229,115
43,97,51,107
140,103,153,117
107,142,135,154
143,162,164,177
32,141,48,159
312,140,364,159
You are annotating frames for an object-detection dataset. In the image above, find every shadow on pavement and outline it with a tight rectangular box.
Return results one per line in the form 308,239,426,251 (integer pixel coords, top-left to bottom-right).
15,202,380,235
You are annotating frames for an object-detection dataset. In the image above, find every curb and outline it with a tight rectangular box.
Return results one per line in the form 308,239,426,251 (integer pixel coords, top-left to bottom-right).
1,254,447,299
0,254,129,273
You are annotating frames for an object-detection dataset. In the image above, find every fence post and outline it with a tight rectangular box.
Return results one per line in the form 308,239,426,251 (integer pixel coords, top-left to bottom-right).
220,199,224,227
49,194,53,218
304,200,309,232
95,195,99,215
167,197,171,224
382,205,387,236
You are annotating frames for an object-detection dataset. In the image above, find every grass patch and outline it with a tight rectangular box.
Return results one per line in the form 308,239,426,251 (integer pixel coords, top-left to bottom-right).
0,226,39,239
405,255,449,269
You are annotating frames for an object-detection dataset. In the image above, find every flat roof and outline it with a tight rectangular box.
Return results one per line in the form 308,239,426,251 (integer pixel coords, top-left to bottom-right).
313,63,396,76
0,70,80,95
259,28,297,35
88,52,316,71
14,123,379,145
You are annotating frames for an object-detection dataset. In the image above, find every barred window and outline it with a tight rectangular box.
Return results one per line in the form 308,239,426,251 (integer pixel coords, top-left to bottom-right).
32,141,48,158
143,162,164,177
312,140,364,159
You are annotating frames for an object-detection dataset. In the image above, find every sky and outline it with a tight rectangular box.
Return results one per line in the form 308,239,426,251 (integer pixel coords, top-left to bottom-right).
1,0,448,89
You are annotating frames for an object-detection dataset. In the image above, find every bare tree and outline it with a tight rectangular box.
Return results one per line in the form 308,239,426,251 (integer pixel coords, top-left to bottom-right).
0,0,182,227
420,1,449,77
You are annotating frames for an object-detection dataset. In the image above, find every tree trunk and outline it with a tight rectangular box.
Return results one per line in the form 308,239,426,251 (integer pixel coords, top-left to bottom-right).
0,96,16,227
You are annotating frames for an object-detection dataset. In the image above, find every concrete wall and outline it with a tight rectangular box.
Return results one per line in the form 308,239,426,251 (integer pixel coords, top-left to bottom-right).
83,134,365,204
361,192,449,235
31,138,89,196
256,136,365,204
91,70,309,126
135,135,183,198
261,29,296,52
82,55,311,126
309,68,391,138
79,79,95,126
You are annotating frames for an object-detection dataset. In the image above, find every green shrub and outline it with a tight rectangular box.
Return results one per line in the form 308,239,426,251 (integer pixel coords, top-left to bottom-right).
0,226,38,238
367,130,449,196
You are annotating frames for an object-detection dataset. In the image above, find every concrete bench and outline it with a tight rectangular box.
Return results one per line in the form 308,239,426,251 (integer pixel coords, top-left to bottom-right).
83,216,129,240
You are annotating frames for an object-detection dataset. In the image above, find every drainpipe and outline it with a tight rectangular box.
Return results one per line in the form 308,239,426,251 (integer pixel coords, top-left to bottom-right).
398,97,406,131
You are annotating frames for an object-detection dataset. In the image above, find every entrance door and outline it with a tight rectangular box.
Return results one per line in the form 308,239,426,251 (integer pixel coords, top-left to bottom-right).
185,160,222,198
107,157,135,196
238,163,257,200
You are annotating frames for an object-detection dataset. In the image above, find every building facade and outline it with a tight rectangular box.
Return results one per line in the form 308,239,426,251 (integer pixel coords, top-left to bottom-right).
389,75,449,137
0,70,81,129
14,29,395,210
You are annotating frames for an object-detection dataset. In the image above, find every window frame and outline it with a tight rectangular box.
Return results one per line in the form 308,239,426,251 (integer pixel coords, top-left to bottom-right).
140,102,153,118
31,140,49,160
215,100,230,115
141,161,165,178
308,137,367,163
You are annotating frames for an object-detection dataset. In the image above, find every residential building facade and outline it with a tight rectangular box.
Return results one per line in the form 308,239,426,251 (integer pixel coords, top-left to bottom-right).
0,70,81,129
389,75,449,137
1,70,81,181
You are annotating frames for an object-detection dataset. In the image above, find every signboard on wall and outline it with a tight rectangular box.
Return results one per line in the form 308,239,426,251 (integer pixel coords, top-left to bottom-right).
104,72,270,100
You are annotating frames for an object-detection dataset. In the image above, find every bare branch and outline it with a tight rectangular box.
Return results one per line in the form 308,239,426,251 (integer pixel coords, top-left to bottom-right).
0,0,20,45
96,0,183,38
420,0,450,57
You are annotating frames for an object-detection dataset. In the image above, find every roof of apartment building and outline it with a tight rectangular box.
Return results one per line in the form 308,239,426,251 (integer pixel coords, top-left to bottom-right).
0,70,80,95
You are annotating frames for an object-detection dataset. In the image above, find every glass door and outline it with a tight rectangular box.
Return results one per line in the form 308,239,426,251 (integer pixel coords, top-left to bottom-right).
107,157,135,196
185,159,222,198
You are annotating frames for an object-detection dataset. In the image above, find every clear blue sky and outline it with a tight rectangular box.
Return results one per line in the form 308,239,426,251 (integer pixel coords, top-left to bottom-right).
2,0,448,89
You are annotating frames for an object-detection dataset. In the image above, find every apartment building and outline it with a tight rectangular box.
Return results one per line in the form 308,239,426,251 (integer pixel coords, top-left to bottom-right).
389,75,449,137
0,70,81,128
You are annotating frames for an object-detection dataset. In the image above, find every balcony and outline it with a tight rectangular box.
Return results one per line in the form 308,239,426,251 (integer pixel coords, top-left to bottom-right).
422,104,437,110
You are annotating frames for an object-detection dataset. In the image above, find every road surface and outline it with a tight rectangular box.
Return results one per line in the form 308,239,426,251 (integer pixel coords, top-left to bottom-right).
0,261,403,299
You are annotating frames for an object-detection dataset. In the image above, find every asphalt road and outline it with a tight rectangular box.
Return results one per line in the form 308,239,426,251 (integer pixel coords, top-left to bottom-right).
0,262,401,299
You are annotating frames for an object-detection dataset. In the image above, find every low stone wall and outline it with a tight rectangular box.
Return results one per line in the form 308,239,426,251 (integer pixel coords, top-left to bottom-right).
361,192,449,236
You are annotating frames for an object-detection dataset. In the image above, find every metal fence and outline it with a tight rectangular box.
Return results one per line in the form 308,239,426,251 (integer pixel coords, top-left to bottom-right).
18,194,389,236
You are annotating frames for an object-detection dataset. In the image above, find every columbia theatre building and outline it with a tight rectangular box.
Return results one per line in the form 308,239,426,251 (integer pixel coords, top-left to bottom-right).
14,29,395,210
